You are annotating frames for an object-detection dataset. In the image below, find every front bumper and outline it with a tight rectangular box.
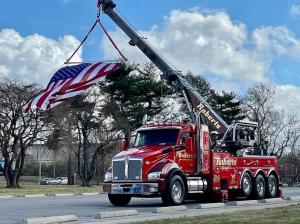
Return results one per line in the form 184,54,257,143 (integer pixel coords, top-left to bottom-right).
103,182,159,195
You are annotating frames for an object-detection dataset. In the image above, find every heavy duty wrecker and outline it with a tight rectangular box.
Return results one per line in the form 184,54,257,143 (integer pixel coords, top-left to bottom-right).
99,0,281,206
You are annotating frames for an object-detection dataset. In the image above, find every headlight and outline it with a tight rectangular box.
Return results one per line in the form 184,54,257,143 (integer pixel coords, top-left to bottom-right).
104,169,112,181
147,171,161,180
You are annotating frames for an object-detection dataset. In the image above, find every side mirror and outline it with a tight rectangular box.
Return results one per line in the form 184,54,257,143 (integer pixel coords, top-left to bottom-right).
120,139,128,151
185,137,193,154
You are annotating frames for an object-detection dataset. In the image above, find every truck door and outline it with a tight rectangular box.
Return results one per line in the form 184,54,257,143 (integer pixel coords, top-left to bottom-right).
175,131,196,174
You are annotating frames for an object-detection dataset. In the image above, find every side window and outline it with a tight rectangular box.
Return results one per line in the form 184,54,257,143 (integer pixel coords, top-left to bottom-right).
181,132,190,146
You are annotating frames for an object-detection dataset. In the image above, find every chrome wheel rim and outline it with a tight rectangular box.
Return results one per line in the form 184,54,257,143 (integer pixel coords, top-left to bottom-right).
243,177,251,194
172,182,182,202
257,179,265,196
269,178,276,196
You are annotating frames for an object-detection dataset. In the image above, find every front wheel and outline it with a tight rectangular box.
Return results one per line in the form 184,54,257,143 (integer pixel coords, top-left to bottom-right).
161,175,186,206
108,194,131,206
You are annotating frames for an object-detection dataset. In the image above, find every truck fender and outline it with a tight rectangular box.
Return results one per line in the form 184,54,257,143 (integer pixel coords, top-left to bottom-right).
254,169,265,178
159,163,187,192
266,169,278,178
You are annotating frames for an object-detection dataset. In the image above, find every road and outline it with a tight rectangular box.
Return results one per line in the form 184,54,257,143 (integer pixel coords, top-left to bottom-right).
0,187,299,224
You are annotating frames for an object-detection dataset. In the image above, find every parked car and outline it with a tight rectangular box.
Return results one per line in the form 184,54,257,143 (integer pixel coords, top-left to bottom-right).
58,177,68,185
40,178,54,185
50,177,68,185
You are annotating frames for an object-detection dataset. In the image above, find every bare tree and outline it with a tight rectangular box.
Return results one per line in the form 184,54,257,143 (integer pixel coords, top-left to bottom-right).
243,82,300,157
0,80,45,188
268,114,300,158
73,93,120,186
279,141,300,186
48,89,120,187
46,105,77,184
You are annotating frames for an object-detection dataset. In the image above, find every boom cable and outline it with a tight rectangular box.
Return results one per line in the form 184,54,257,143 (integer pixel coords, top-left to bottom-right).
65,6,127,64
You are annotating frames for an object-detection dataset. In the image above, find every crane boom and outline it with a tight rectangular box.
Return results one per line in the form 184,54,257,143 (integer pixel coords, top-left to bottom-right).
98,0,229,134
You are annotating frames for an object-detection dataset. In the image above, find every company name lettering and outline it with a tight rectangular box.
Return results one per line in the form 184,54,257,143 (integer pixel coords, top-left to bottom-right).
178,152,192,159
197,103,221,130
215,157,237,166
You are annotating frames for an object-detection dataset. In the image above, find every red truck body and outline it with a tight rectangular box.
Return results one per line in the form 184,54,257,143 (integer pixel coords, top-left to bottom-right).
103,122,280,205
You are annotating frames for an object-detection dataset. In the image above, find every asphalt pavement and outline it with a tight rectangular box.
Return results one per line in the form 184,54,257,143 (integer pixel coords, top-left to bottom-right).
0,187,299,224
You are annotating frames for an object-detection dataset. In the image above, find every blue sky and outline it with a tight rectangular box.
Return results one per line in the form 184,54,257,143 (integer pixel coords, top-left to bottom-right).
2,1,299,33
1,0,300,110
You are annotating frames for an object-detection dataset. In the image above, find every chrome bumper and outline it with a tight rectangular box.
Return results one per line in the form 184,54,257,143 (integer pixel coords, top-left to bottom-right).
103,183,159,195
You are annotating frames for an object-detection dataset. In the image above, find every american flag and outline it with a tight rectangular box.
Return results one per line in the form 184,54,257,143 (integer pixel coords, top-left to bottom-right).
25,61,120,112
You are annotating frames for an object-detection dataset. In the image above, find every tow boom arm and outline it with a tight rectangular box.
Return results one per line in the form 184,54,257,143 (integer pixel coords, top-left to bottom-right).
98,0,229,135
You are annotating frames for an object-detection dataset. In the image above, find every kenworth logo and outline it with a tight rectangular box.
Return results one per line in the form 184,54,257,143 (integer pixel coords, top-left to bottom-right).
197,102,221,130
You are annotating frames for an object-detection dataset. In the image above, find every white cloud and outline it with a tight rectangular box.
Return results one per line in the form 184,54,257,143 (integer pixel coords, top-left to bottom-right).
290,4,300,19
273,84,300,114
100,9,266,89
252,26,300,60
101,9,300,92
0,29,82,85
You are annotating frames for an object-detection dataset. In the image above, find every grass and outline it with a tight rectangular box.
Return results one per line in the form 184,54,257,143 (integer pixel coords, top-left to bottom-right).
137,206,300,224
0,176,102,197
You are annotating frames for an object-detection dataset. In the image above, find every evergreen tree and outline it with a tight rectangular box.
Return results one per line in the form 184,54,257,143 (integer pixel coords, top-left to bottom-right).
185,72,213,102
210,91,245,124
184,73,244,125
100,62,172,142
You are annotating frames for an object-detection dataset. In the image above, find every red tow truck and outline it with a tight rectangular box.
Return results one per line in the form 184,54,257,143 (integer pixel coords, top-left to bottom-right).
99,0,281,206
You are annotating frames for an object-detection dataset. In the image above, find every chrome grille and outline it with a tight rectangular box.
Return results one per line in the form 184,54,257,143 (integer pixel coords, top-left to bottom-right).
112,160,125,180
128,160,142,180
112,157,142,181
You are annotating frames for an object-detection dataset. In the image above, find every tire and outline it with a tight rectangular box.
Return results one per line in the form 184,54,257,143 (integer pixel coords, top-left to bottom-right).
108,194,131,206
241,172,252,198
253,174,266,200
161,175,186,206
266,174,278,198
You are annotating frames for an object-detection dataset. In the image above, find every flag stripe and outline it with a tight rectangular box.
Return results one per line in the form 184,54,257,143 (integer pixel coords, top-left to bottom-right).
67,63,111,90
38,79,69,110
25,62,120,112
80,62,102,83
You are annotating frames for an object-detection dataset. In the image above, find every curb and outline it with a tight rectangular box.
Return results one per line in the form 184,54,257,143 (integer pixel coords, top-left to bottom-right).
286,196,300,201
153,205,187,213
259,198,284,203
226,200,259,206
81,192,100,196
24,194,46,198
0,195,14,199
197,202,225,209
95,210,138,219
0,192,102,199
23,214,78,224
54,193,75,197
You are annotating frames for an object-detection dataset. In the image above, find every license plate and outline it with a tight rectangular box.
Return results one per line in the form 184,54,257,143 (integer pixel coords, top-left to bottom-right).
113,184,143,194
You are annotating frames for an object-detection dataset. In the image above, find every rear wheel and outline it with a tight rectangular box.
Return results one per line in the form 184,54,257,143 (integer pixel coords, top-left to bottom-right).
266,174,278,198
161,175,186,206
108,194,131,206
241,172,252,198
253,174,266,200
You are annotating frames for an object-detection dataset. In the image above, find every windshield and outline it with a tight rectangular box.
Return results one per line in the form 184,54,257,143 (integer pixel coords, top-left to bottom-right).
134,129,179,147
